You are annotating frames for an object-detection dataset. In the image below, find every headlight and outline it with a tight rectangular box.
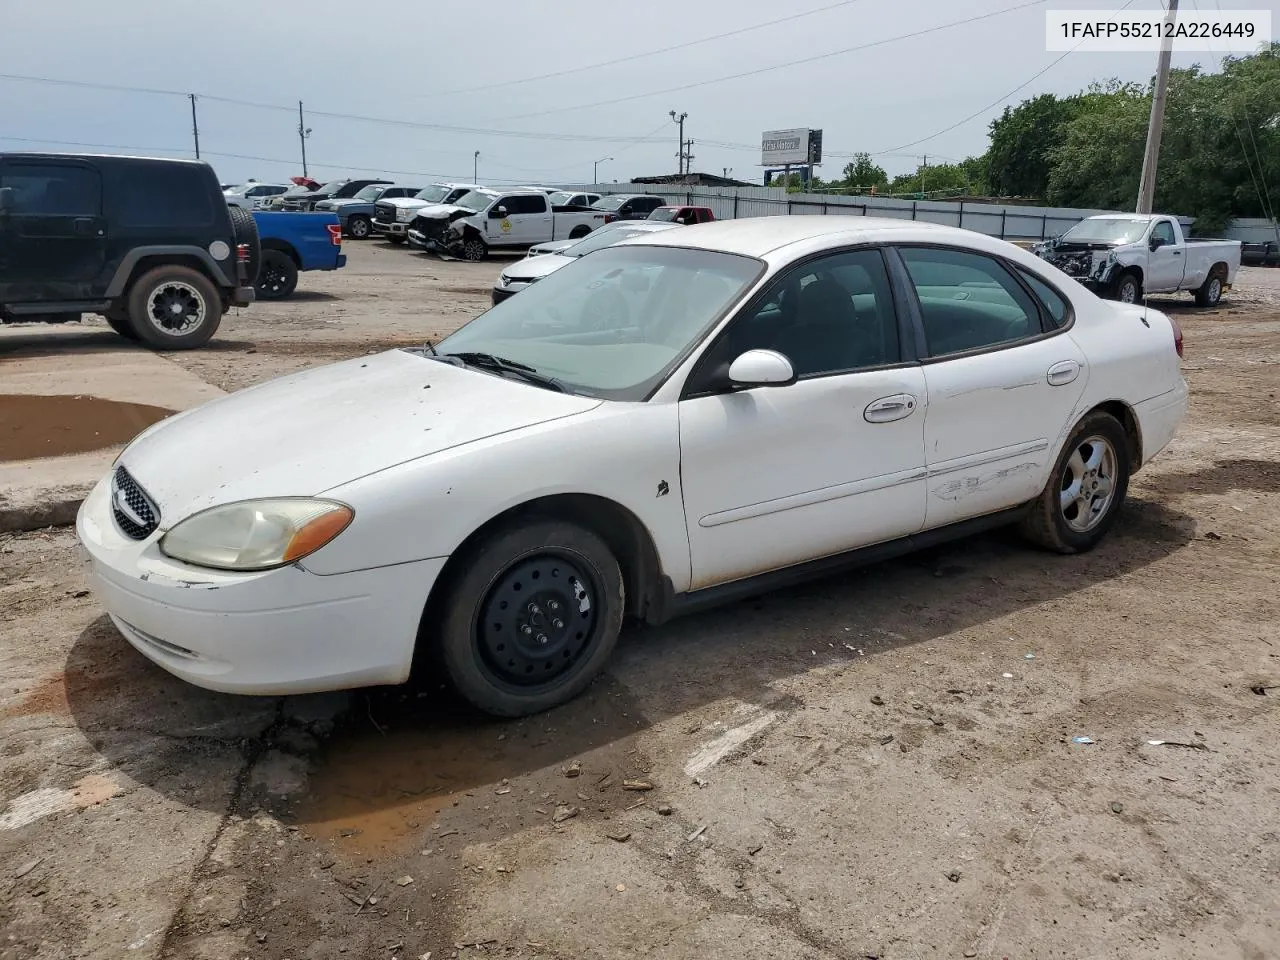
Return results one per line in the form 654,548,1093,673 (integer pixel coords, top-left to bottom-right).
397,207,416,222
499,274,511,286
159,498,353,571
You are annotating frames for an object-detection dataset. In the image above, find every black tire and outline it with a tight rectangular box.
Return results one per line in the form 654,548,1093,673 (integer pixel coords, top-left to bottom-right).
346,215,372,239
462,236,488,262
1194,269,1225,307
387,235,406,245
434,520,625,717
126,265,223,350
227,204,261,285
104,309,139,340
568,225,591,240
255,249,299,300
1019,411,1131,554
1110,271,1141,304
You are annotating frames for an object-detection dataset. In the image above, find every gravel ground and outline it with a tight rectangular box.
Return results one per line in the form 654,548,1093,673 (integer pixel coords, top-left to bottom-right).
1,243,1278,960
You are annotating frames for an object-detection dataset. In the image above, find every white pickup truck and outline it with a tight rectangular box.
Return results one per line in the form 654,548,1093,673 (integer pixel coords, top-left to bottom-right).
406,188,609,261
1033,214,1242,306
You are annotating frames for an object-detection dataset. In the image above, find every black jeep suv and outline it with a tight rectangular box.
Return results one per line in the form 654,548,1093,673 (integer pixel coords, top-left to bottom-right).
0,153,260,349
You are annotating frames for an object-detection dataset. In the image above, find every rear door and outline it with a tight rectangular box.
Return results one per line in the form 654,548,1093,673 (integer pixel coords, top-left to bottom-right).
0,158,106,304
892,245,1088,530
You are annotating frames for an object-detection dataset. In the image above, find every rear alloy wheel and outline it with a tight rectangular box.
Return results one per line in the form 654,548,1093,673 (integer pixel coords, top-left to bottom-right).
255,249,299,300
435,520,624,717
462,238,487,262
126,265,222,350
1195,273,1223,307
347,215,372,239
1019,412,1131,553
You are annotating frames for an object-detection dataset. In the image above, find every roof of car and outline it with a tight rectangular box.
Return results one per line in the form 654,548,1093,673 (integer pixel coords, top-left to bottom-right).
621,215,955,257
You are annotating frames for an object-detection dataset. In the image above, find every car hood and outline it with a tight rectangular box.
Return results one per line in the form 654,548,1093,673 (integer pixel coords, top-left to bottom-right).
382,197,434,209
317,197,363,209
118,350,602,523
416,203,473,220
503,253,573,283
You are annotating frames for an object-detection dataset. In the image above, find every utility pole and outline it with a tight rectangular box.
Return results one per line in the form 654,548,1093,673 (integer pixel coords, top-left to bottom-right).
189,94,200,159
1137,0,1179,214
594,156,612,183
474,150,480,182
297,101,311,177
669,110,687,175
683,139,695,176
921,155,927,196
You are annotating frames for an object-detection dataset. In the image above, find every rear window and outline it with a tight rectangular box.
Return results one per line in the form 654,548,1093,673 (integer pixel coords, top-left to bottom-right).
111,163,216,228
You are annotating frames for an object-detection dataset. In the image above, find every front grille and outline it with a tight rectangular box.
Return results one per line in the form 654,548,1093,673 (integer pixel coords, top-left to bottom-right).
111,466,160,540
411,217,449,244
375,202,398,222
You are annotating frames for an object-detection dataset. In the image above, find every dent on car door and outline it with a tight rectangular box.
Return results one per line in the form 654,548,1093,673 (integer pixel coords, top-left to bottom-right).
677,247,927,591
892,245,1088,530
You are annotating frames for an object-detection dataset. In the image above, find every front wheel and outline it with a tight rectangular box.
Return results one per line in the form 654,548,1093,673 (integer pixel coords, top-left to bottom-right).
434,520,624,717
462,237,487,262
347,215,372,239
1019,412,1131,554
1111,271,1141,304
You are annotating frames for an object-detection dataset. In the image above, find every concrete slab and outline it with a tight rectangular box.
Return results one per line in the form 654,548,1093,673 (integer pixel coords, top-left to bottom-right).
0,328,225,532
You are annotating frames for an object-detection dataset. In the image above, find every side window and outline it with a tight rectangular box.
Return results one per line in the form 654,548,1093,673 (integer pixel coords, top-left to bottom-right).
505,195,547,215
0,163,101,216
1153,220,1176,246
716,248,901,378
1016,267,1070,329
898,247,1042,357
113,164,215,228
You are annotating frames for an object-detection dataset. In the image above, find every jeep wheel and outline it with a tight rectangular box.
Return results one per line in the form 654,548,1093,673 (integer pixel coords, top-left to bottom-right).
347,215,372,239
462,237,488,262
256,249,299,300
227,205,262,285
126,266,222,350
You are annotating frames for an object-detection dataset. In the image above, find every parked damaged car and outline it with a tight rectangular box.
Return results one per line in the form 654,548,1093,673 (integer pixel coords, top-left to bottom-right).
1032,214,1241,306
407,188,609,261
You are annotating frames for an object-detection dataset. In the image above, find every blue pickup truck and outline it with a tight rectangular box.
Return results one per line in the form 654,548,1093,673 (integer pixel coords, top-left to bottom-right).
252,210,347,300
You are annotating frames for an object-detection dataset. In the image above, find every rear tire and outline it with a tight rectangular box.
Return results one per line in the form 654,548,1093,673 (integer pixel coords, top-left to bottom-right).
568,225,591,240
227,205,261,285
1194,271,1224,307
255,249,299,300
1019,412,1131,554
126,265,223,350
347,215,372,239
433,520,624,717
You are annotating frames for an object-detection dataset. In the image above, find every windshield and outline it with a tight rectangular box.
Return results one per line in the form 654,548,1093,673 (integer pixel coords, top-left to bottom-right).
648,207,679,221
281,184,315,197
435,246,763,400
549,190,582,206
563,225,669,258
313,180,348,198
414,184,451,202
1060,218,1150,244
455,191,496,213
354,184,387,201
592,196,628,211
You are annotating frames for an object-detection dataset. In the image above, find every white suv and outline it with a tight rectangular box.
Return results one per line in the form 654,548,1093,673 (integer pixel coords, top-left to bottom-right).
225,183,289,210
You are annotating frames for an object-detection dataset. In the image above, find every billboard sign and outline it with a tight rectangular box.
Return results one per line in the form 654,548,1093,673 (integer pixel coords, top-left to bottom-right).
761,128,811,166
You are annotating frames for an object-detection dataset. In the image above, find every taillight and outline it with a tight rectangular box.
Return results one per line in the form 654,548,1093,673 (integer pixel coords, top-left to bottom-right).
603,213,617,223
236,243,249,262
1170,317,1184,358
326,223,342,246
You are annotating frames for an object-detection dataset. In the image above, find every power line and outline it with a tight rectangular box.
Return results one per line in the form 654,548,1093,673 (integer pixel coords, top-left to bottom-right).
872,0,1140,156
496,0,1053,122
431,0,874,96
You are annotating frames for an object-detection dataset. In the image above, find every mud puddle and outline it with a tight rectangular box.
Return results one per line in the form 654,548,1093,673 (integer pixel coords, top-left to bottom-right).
0,394,174,461
297,685,650,857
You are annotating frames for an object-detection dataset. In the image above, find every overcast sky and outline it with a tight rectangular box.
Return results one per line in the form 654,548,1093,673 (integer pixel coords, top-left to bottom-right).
2,0,1275,187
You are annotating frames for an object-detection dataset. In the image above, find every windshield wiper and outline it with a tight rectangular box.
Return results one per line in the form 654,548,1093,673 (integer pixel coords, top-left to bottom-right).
440,352,567,393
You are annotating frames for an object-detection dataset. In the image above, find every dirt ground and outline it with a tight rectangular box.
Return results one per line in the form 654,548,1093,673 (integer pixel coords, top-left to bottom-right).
1,241,1278,960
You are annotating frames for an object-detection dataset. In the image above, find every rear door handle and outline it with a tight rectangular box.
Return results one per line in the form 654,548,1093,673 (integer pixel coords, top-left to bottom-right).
864,394,917,423
1047,360,1081,386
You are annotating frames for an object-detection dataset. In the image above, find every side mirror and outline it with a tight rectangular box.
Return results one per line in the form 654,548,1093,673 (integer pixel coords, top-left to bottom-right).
728,349,796,387
0,186,13,216
1149,235,1164,251
490,206,507,219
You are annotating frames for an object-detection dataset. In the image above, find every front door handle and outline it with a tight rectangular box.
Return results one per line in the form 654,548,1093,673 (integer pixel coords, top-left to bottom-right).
864,394,917,423
1047,360,1081,386
72,217,101,236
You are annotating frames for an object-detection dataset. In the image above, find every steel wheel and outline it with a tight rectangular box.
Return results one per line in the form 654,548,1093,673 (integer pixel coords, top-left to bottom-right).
475,553,600,690
146,281,207,336
1059,435,1117,533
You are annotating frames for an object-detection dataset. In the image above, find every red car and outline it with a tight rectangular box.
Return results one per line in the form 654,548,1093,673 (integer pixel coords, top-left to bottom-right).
648,205,715,225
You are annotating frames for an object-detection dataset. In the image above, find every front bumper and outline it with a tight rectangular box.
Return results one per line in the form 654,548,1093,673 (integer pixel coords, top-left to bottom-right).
76,473,445,695
491,281,531,304
372,220,409,236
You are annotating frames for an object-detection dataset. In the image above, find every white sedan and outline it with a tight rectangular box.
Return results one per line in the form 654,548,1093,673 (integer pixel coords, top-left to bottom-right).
77,217,1188,717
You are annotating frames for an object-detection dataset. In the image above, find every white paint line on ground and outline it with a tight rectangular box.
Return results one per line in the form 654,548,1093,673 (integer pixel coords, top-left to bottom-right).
684,709,780,779
0,773,125,831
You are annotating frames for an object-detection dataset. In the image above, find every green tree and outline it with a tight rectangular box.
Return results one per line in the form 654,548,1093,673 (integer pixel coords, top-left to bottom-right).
985,93,1081,198
841,153,888,189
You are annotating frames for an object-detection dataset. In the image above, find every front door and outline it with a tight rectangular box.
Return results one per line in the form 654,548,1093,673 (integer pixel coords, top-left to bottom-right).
0,158,106,304
678,247,927,591
488,194,549,246
1144,219,1184,293
893,245,1089,530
